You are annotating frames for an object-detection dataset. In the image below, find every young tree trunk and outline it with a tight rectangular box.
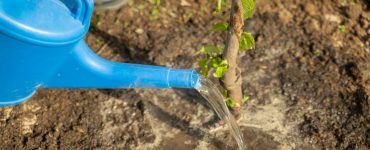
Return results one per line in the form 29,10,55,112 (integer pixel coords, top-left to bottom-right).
221,0,244,115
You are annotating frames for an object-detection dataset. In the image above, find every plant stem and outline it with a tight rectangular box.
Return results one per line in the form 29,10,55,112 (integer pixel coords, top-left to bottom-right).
221,0,244,115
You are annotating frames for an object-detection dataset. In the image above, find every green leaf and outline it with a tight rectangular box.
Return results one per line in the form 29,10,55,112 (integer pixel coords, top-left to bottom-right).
216,0,222,13
209,22,229,32
199,44,222,55
198,59,209,77
241,0,254,19
226,98,236,108
242,95,249,103
212,58,228,78
213,66,228,78
240,32,255,50
211,57,221,68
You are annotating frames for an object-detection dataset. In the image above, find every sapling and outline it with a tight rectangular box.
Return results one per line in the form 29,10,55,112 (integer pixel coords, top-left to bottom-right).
199,0,255,115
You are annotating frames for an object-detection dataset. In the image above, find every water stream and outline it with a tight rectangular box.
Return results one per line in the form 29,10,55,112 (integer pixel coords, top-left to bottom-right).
196,78,246,150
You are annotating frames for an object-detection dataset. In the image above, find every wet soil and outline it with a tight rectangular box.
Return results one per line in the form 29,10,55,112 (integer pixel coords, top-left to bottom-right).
1,0,369,149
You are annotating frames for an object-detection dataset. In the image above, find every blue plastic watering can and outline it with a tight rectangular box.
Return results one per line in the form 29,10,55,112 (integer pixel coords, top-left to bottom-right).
0,0,200,106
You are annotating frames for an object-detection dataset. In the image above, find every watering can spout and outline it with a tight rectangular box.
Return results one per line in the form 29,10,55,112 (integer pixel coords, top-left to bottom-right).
45,40,201,89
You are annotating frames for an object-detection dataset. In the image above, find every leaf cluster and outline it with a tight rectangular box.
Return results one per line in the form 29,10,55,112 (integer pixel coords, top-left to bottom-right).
198,44,228,78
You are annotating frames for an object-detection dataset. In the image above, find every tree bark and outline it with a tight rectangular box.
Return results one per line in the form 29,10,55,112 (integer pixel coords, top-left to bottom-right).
221,0,244,115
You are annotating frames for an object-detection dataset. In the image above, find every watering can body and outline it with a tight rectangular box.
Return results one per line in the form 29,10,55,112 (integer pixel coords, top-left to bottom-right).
0,0,200,106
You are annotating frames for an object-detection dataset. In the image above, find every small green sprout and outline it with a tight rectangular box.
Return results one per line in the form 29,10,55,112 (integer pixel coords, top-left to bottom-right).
338,25,346,33
223,90,236,108
148,0,161,21
242,95,249,103
215,0,224,13
314,49,321,57
150,7,159,20
184,12,193,22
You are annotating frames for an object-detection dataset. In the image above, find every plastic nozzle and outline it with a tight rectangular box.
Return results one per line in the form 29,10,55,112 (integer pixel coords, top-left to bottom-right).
167,69,200,88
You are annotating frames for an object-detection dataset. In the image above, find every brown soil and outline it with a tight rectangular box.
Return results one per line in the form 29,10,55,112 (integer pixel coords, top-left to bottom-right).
1,0,369,149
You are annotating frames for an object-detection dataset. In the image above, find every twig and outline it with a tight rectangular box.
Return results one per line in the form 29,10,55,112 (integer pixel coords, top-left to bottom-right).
96,41,112,55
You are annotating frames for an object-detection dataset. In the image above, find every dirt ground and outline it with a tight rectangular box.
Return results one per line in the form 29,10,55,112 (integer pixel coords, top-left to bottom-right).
1,0,369,149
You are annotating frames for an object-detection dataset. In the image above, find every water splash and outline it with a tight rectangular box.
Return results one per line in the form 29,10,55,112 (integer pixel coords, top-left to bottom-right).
196,78,246,150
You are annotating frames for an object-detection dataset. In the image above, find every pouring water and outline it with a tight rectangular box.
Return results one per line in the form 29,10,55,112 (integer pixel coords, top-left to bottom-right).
196,78,246,150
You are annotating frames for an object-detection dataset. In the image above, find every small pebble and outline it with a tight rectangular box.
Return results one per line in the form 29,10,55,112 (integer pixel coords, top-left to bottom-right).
135,28,144,34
